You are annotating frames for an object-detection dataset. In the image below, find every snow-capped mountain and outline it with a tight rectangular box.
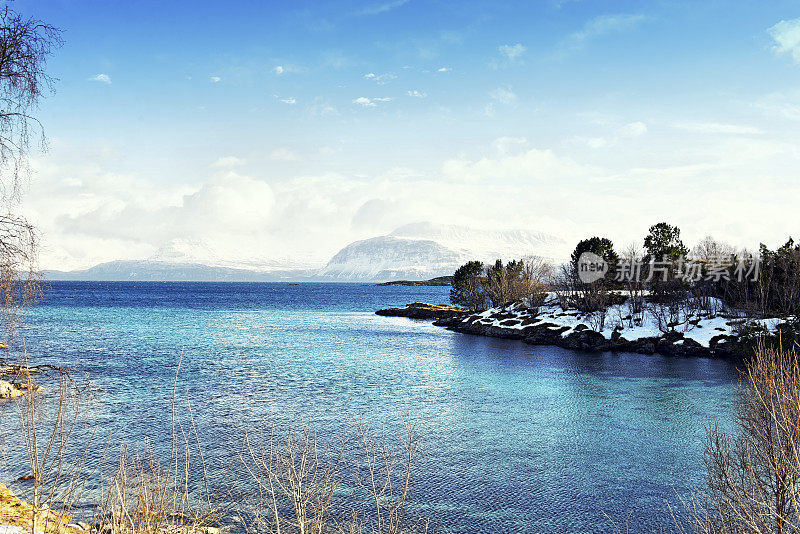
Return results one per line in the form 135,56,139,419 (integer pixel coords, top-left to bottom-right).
389,222,565,262
45,223,566,282
318,222,566,281
44,260,317,282
317,236,464,281
149,238,320,272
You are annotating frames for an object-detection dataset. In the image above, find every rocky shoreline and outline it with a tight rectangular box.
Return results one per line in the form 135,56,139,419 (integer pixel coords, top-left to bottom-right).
375,302,469,321
432,313,739,358
0,483,79,534
376,276,452,286
377,301,793,358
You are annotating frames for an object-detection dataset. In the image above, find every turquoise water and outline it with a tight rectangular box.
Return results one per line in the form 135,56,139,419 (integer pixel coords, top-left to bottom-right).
9,282,738,532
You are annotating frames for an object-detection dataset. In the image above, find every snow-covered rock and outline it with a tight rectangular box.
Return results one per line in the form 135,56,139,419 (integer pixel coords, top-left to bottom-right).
432,296,794,357
0,380,22,399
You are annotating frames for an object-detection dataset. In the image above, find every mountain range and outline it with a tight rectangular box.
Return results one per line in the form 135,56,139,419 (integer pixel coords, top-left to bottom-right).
45,222,567,282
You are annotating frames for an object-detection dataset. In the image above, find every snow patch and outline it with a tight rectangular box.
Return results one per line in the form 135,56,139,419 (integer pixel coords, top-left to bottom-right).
462,296,792,348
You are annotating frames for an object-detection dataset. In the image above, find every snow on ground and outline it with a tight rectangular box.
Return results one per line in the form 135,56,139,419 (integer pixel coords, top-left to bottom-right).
461,296,791,348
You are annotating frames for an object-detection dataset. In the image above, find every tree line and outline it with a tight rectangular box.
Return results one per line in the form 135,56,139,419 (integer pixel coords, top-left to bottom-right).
450,221,800,324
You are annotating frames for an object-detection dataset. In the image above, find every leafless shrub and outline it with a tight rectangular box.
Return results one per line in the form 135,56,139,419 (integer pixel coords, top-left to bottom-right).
95,439,225,534
12,359,97,534
553,264,576,311
482,258,553,310
92,353,231,534
238,418,430,534
678,343,800,533
522,257,553,312
349,418,429,534
586,307,607,332
238,424,345,534
649,299,688,334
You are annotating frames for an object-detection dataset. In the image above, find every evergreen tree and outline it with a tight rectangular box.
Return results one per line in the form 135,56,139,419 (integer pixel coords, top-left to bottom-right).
449,260,485,311
570,237,619,279
643,222,688,262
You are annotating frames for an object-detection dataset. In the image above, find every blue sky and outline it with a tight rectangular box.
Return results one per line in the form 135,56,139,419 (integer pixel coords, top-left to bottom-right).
13,0,800,269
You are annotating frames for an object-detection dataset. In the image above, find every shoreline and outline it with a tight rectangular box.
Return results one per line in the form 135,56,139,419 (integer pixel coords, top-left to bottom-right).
378,301,793,358
0,483,80,534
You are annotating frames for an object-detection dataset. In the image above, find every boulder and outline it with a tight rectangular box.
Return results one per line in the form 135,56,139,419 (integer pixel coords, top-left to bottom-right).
376,302,468,321
0,380,22,399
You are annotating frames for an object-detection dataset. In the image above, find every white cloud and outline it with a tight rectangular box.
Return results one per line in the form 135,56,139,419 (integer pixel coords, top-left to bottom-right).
307,97,339,116
353,97,375,107
768,17,800,63
22,131,800,272
212,156,245,168
363,72,396,84
442,144,595,184
356,0,409,16
559,14,647,55
353,96,391,107
621,121,647,136
756,99,800,121
280,98,297,105
586,137,609,148
572,120,647,148
672,121,762,135
407,90,427,98
89,74,111,84
492,136,528,156
209,76,221,83
270,64,305,76
498,43,527,61
489,86,517,105
268,148,301,161
324,51,353,69
437,66,452,72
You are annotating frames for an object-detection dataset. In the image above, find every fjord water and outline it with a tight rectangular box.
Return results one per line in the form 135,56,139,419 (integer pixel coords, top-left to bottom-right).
18,282,738,532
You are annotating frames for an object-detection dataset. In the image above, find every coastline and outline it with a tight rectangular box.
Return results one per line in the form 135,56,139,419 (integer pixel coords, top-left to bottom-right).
379,301,793,358
374,302,468,320
0,483,80,534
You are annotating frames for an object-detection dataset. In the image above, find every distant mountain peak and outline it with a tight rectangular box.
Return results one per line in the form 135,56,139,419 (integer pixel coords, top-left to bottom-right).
148,238,318,272
319,222,567,281
45,222,566,282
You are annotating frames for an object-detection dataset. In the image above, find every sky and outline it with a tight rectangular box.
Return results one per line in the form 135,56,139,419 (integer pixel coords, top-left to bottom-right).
9,0,800,270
